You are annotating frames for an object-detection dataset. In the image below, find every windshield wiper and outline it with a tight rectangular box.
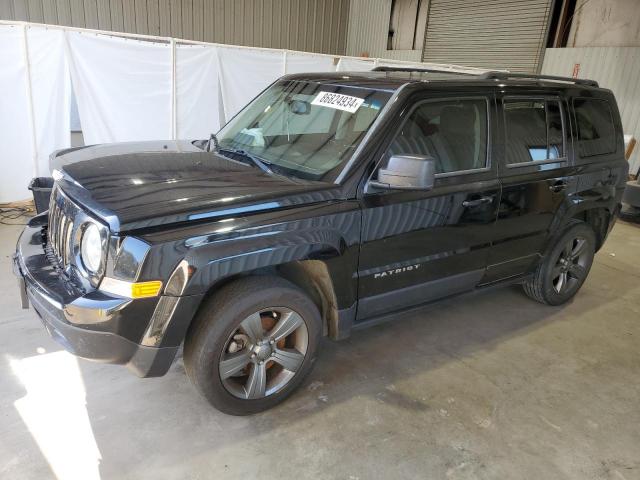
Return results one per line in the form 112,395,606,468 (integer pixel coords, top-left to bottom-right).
218,147,274,176
205,132,220,152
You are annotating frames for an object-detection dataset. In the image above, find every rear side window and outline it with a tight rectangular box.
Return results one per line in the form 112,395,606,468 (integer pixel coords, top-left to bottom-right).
386,98,488,174
504,99,565,165
574,98,616,157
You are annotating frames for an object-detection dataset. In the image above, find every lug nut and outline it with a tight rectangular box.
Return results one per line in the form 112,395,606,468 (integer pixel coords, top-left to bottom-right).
251,353,256,359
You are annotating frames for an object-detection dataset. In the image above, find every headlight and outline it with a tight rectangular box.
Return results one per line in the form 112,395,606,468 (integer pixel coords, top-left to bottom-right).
80,223,103,273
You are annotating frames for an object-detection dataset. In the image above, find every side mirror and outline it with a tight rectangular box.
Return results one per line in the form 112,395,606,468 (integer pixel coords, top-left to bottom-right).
369,155,436,191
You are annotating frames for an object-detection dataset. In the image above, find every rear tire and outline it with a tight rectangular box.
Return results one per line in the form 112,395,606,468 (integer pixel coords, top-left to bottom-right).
523,222,596,306
184,276,321,415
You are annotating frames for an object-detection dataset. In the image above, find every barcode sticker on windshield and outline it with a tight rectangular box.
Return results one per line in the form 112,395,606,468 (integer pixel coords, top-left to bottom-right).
311,91,365,113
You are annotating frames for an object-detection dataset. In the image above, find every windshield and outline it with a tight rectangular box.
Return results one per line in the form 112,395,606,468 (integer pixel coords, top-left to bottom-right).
216,80,391,182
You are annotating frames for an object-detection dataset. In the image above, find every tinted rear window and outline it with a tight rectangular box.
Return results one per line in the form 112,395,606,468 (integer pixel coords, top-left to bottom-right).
504,99,565,165
574,98,616,157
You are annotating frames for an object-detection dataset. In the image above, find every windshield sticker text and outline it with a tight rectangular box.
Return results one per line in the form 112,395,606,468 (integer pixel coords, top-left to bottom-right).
311,91,365,113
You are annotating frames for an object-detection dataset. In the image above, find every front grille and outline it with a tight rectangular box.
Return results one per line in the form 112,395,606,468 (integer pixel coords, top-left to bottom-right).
47,186,79,269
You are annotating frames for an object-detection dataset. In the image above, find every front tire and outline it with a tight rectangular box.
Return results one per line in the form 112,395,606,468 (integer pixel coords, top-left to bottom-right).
523,222,596,306
184,276,321,415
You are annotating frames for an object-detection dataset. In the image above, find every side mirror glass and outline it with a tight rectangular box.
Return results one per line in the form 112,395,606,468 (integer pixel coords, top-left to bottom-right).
369,155,436,191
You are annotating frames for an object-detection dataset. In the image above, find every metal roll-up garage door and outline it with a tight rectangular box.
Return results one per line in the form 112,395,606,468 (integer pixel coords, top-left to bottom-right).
422,0,553,73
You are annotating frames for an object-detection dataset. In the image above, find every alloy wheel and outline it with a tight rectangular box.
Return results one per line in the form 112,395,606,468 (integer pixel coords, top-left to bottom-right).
551,235,590,295
218,307,309,400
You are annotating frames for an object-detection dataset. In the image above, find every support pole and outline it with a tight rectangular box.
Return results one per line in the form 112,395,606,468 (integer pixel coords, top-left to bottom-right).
170,38,177,140
21,24,38,178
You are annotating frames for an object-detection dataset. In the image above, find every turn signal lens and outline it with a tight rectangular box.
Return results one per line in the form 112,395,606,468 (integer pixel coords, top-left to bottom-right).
131,281,163,298
99,277,163,299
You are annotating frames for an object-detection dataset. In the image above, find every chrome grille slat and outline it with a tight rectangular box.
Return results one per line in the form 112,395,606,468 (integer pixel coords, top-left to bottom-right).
64,216,73,264
51,201,59,257
54,198,62,258
60,215,69,262
49,194,57,255
47,186,80,270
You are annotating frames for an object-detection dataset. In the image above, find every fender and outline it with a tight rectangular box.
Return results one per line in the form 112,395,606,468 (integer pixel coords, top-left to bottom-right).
546,167,624,253
181,205,360,299
135,201,362,348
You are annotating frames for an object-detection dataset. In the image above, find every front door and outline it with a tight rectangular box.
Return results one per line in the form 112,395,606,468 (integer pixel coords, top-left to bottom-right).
357,95,500,321
483,95,577,283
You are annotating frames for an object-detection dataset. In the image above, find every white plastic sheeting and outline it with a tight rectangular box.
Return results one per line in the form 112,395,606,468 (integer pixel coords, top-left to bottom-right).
0,21,487,202
66,32,172,144
0,26,33,203
285,52,337,74
0,25,69,203
336,57,377,71
218,47,285,120
219,49,342,120
176,44,221,138
28,28,71,180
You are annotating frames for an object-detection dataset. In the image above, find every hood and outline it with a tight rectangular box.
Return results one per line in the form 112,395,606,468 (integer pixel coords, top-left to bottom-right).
51,139,203,168
55,141,339,233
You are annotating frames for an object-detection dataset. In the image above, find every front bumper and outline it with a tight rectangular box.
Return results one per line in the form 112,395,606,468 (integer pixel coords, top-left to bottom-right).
13,224,178,377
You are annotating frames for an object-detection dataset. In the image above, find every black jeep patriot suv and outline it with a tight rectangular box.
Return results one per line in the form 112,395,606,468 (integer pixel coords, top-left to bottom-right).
14,69,628,415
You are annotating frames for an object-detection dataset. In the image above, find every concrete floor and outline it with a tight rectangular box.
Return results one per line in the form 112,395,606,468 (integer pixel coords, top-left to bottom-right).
1,221,639,480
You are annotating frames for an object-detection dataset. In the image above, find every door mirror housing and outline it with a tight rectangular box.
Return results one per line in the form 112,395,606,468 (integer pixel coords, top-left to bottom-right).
369,155,436,191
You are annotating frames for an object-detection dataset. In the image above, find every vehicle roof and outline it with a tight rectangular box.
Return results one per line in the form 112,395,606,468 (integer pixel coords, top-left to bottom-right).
283,70,603,93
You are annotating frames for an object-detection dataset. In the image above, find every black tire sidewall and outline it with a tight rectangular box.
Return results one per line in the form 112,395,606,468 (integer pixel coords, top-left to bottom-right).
540,223,596,306
185,277,321,415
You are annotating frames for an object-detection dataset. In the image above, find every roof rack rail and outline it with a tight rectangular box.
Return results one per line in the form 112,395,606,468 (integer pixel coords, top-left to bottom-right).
372,66,479,75
480,71,599,87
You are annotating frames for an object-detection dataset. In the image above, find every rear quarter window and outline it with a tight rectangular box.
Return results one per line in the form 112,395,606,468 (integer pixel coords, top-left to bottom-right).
574,98,616,157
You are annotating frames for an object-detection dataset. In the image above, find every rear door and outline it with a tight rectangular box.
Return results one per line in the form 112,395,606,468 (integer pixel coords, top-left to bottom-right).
483,93,577,283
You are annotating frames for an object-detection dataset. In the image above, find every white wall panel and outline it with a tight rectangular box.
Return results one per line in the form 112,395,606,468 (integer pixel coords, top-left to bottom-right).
567,0,640,48
542,47,640,173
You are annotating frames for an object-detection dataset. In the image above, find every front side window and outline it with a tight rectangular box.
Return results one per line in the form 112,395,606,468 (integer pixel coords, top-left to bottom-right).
385,98,488,174
216,80,391,181
574,98,616,157
504,99,566,165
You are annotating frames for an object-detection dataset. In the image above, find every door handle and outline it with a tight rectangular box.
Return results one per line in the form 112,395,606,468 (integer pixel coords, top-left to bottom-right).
549,180,568,193
462,196,493,208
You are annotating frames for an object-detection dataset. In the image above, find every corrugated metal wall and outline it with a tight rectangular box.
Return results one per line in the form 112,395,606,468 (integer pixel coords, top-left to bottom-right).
422,0,553,72
345,0,422,62
0,0,350,55
542,47,640,173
